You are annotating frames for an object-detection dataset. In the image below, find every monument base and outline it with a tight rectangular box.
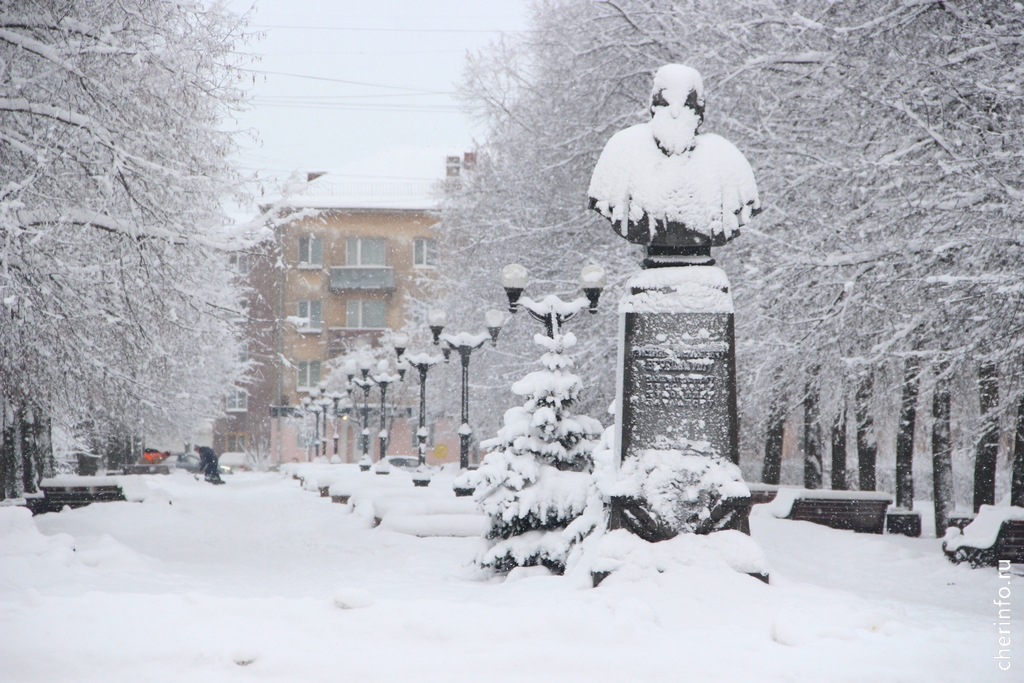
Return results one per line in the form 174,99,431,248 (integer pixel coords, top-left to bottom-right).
609,493,751,542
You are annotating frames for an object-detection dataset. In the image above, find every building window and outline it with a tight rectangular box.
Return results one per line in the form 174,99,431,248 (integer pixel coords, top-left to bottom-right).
346,300,386,328
233,298,249,322
297,300,322,331
226,433,247,452
346,237,386,266
296,426,313,448
297,360,321,389
414,238,436,267
298,236,323,266
226,388,247,412
229,253,249,275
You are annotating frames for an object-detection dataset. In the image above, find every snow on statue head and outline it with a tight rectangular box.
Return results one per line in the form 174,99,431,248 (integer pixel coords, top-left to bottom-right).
649,64,704,155
588,64,760,268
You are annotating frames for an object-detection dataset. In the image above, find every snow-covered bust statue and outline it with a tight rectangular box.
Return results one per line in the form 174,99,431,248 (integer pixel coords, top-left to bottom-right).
588,64,760,267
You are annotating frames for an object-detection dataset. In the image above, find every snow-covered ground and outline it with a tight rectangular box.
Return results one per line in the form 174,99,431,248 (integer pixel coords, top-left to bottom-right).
0,467,1005,682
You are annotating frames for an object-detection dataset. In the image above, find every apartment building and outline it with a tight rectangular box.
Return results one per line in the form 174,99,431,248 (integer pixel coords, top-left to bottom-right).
214,147,470,465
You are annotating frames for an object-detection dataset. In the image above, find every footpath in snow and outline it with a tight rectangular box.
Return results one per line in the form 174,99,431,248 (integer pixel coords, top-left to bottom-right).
0,466,1007,682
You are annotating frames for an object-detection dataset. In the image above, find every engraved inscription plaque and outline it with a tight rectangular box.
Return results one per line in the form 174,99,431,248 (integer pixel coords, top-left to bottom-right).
619,311,738,463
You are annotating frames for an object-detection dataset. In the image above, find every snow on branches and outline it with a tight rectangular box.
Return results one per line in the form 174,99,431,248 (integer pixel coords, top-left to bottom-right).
457,329,604,574
0,0,252,442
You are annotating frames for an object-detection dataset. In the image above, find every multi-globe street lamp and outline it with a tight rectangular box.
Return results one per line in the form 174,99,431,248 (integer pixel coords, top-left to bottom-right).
500,263,607,338
328,391,348,459
345,359,374,470
392,334,442,469
367,360,403,474
315,381,332,459
429,308,505,470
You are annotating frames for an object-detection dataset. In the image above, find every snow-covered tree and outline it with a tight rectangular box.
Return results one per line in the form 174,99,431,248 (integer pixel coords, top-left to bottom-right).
458,315,603,574
444,1,1024,506
0,0,253,491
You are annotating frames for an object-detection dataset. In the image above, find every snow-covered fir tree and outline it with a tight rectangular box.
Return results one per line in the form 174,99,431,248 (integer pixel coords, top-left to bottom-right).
458,325,603,574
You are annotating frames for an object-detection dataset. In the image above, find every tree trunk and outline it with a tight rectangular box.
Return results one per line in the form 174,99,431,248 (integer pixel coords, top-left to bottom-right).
21,406,38,495
973,362,999,512
856,374,876,491
895,359,920,510
1013,395,1024,508
932,370,954,536
0,405,10,501
803,381,822,489
12,406,24,498
831,407,847,490
762,417,784,485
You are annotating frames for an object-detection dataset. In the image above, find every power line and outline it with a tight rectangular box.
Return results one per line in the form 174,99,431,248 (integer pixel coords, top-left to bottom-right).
240,68,449,93
250,101,462,113
251,24,518,33
254,92,452,100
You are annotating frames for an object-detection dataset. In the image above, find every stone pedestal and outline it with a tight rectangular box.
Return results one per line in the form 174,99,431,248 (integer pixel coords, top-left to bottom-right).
611,267,749,541
616,267,739,463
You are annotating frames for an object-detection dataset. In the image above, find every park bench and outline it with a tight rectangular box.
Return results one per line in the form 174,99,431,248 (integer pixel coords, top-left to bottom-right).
767,489,893,534
746,484,778,506
27,477,126,515
943,506,1024,567
946,512,976,531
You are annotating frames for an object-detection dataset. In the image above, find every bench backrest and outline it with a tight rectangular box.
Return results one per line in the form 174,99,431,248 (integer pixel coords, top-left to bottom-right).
789,498,890,534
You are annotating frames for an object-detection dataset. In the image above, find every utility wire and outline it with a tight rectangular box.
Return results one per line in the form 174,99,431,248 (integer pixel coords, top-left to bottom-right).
240,68,449,93
251,24,518,33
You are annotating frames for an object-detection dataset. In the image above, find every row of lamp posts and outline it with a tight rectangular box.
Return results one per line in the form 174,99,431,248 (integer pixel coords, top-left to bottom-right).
303,263,606,476
300,386,349,461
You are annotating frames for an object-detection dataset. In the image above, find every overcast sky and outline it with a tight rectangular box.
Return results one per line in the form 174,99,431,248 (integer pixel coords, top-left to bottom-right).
225,0,528,207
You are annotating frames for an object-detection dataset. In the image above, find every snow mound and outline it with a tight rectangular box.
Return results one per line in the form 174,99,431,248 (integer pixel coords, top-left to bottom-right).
0,507,71,556
333,587,374,609
381,514,489,538
569,528,768,583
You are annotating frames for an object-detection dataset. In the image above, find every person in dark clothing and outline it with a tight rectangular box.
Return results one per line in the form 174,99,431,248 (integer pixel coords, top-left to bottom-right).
194,445,223,484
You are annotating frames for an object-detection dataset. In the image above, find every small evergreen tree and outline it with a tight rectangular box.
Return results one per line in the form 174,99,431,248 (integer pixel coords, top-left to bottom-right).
458,328,603,574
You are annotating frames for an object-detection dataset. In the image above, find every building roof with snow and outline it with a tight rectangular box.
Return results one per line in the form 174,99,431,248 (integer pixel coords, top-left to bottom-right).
285,146,468,211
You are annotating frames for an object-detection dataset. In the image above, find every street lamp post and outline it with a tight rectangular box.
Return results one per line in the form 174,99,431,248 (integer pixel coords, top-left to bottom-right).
429,309,504,470
300,395,312,461
329,392,345,458
347,359,374,470
308,388,323,460
393,335,442,468
367,360,403,474
316,381,331,459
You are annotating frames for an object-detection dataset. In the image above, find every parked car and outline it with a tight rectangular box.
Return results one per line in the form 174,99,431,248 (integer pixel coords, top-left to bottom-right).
218,452,249,472
385,455,421,471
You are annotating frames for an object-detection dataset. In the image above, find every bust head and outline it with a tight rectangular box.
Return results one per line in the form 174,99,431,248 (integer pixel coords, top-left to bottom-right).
649,64,705,156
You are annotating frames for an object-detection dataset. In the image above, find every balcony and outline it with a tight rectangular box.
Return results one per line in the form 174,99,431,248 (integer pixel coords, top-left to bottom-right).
330,266,395,291
328,328,384,357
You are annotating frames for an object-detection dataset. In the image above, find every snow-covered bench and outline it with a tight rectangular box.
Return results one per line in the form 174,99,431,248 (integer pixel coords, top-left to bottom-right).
764,488,893,534
747,483,779,506
28,476,127,515
943,506,1024,568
